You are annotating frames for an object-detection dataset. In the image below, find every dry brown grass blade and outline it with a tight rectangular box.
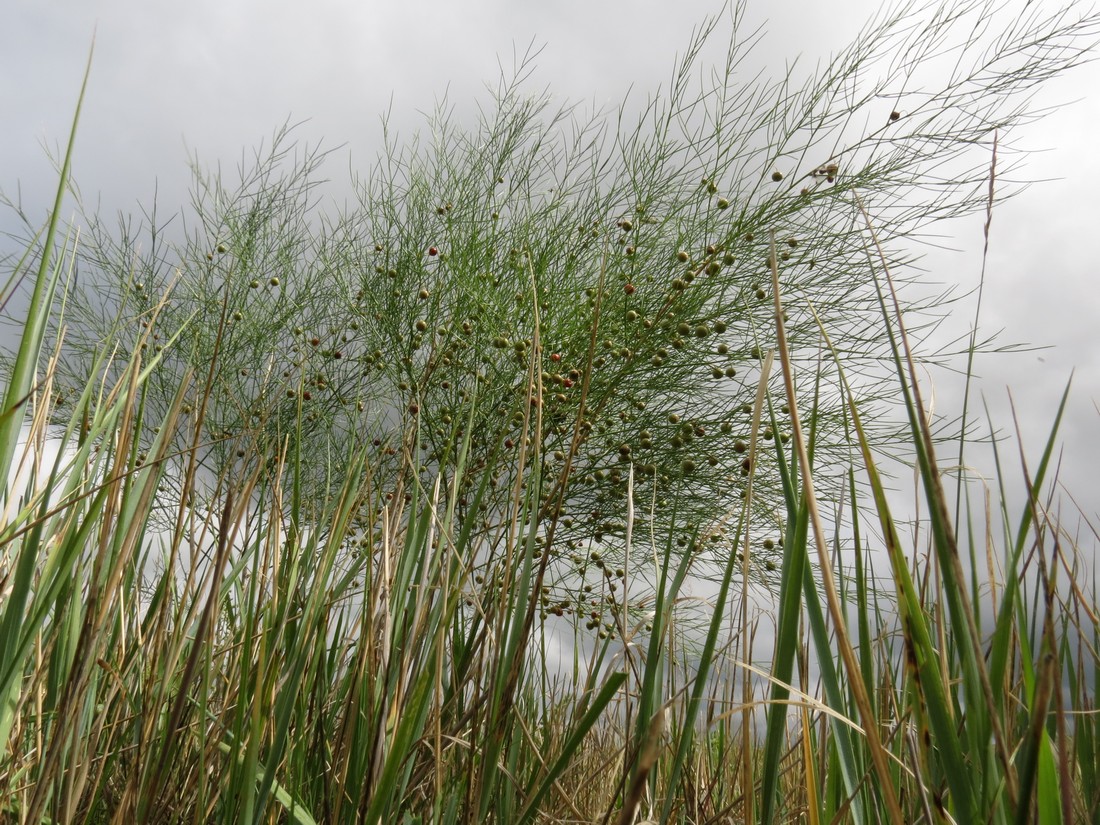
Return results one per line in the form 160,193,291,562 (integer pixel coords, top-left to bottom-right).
616,705,667,825
767,231,905,825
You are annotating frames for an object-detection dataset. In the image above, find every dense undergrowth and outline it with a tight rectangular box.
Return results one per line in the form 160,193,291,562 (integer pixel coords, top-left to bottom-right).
2,1,1099,822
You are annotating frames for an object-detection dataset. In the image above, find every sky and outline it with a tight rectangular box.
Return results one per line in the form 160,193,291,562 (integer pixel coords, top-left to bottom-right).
3,0,1100,559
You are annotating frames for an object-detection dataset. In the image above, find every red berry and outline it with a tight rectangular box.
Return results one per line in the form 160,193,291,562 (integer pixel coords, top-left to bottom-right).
550,353,561,362
428,246,439,256
562,378,574,388
624,283,635,295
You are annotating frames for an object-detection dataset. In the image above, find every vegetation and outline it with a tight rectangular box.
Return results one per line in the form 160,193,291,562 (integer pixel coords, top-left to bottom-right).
1,1,1098,822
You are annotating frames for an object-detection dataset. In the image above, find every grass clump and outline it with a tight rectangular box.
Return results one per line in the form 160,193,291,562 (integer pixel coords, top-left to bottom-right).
2,1,1099,822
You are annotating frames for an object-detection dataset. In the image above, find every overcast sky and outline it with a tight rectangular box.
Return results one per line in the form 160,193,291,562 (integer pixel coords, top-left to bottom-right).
4,0,1099,552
